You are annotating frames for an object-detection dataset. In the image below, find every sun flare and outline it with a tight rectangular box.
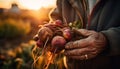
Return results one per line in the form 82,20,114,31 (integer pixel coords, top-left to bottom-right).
18,0,56,10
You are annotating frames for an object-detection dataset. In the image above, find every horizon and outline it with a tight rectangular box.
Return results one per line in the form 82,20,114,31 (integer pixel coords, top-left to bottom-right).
0,0,56,10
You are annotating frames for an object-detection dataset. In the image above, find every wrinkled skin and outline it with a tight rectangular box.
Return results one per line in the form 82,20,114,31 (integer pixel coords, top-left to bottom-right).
64,29,107,60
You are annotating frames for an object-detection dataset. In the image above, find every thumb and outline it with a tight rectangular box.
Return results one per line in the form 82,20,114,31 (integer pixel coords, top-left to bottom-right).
73,28,92,37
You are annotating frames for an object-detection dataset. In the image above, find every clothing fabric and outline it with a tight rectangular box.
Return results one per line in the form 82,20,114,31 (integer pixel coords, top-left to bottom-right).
50,0,88,28
88,0,97,13
88,0,120,56
50,0,120,69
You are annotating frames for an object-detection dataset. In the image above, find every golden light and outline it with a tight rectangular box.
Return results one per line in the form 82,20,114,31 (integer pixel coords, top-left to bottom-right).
18,0,56,10
0,0,13,9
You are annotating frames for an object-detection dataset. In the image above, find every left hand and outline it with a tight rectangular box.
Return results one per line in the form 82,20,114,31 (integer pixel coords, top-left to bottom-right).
64,29,107,60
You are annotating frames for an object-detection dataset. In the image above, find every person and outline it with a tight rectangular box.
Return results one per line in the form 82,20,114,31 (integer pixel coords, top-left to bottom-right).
50,0,120,69
37,0,120,69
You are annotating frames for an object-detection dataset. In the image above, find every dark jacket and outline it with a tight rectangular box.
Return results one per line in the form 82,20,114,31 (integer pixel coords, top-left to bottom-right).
50,0,120,69
86,0,120,69
89,0,120,56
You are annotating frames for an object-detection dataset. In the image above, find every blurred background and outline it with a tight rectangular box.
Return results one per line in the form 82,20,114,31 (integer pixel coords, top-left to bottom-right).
0,0,57,69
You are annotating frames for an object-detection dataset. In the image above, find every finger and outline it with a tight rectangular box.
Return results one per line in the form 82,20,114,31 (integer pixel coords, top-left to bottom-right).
65,41,74,49
65,39,90,49
69,55,85,60
73,28,92,37
69,53,97,60
64,47,94,56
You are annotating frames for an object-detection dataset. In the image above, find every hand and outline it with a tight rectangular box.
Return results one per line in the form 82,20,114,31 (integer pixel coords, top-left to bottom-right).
64,29,107,60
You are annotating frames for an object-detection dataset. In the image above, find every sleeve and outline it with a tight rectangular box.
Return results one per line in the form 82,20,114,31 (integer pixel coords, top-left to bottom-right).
101,27,120,56
49,0,63,21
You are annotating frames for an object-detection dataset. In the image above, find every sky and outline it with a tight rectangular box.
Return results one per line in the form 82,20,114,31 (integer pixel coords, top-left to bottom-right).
0,0,56,10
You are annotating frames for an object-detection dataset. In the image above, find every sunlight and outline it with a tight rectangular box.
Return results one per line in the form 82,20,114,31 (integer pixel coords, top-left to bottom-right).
0,0,12,8
18,0,56,10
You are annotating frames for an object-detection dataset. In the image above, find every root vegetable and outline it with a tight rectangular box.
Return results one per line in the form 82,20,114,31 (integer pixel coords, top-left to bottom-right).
36,39,44,48
63,28,72,41
44,23,57,31
38,27,53,42
54,19,63,27
51,36,66,53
